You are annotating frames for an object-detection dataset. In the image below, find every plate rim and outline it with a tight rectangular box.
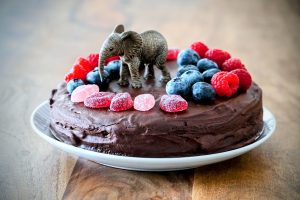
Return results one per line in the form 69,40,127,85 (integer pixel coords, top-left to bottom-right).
30,101,276,163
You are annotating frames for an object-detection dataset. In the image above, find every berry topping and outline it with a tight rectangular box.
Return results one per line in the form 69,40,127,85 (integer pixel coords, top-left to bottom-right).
104,60,121,79
221,58,246,71
105,56,120,65
197,58,218,72
167,48,180,61
231,69,252,91
84,92,115,108
159,95,188,113
211,71,239,97
110,92,133,112
202,68,221,83
64,73,74,83
70,64,90,81
86,53,99,68
67,79,85,94
180,70,204,87
86,69,110,90
204,49,231,66
71,84,99,103
177,49,200,66
192,82,215,103
166,77,190,98
75,57,93,71
190,41,209,57
176,65,199,77
134,94,155,111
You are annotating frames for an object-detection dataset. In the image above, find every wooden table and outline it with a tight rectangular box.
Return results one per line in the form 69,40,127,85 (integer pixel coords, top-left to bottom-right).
1,0,299,199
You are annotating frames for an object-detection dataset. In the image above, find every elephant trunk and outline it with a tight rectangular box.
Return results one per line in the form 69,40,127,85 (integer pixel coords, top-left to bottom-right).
98,51,109,82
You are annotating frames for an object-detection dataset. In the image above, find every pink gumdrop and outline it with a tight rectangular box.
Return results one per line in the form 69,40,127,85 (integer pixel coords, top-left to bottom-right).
159,95,188,113
134,94,155,111
84,92,115,108
71,84,99,103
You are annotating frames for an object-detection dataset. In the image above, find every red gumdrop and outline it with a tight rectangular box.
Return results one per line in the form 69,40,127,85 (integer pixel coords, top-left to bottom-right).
167,49,180,61
110,92,133,112
159,95,188,113
84,92,115,108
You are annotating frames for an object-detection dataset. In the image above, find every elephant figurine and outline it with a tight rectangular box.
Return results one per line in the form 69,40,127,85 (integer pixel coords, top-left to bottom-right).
98,24,171,88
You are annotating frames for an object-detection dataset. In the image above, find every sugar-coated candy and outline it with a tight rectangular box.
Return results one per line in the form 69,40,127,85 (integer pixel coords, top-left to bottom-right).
71,84,99,103
110,92,133,112
84,92,115,108
159,95,188,113
134,94,155,111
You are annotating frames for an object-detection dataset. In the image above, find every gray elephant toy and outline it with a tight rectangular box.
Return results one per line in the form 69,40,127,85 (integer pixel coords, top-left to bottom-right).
98,24,171,88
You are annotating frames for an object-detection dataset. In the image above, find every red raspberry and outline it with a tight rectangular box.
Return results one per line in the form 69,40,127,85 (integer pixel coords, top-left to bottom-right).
86,53,99,68
190,41,209,57
71,64,89,81
105,56,120,65
221,58,246,71
110,92,133,112
64,73,74,83
211,71,239,97
231,69,252,91
84,92,115,108
204,49,231,67
75,57,93,71
159,95,188,113
166,48,180,61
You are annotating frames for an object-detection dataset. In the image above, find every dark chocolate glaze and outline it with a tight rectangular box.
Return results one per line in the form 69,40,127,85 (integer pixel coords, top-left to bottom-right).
49,61,263,157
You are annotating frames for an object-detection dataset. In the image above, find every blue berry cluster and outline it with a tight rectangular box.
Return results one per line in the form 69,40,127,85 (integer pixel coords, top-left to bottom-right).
166,49,221,103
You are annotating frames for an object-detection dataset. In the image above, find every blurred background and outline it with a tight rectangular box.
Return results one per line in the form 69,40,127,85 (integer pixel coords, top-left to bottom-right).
0,0,299,199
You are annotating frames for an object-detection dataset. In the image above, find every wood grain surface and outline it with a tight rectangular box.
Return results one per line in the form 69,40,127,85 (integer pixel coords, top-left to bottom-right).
0,0,299,199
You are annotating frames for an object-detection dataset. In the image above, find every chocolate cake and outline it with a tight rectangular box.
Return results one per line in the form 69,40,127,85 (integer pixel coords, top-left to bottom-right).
49,61,263,157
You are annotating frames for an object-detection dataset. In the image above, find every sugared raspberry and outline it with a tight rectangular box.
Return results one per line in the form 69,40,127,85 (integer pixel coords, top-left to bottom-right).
167,48,180,61
190,41,209,58
231,69,252,91
71,64,89,81
75,57,93,71
86,53,99,68
110,92,133,112
159,95,188,113
221,58,246,71
204,49,231,67
105,56,120,65
84,92,115,108
211,71,239,97
64,73,74,83
71,84,99,103
134,94,155,111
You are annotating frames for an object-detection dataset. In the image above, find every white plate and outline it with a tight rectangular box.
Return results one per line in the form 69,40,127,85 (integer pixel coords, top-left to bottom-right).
31,101,276,171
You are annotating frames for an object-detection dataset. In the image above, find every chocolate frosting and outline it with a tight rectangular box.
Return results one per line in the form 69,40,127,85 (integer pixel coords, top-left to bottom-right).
49,61,263,157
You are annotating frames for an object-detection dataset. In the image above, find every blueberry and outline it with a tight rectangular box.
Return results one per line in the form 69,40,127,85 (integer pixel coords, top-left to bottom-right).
202,68,221,83
180,70,203,88
104,60,121,79
86,69,110,90
166,77,190,98
192,82,215,103
197,58,218,72
177,49,200,66
176,65,199,77
67,79,85,94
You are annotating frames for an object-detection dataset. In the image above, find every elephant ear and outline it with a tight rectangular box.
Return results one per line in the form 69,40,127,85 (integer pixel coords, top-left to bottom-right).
113,24,125,34
120,31,142,60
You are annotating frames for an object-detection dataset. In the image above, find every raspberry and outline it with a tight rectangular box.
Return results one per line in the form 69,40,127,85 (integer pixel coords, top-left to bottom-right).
71,84,99,103
167,48,180,61
105,56,120,65
231,69,252,91
204,49,231,67
71,64,90,81
64,73,74,83
221,58,246,71
84,92,115,108
190,41,209,57
86,53,99,68
134,94,155,111
75,57,93,71
159,95,188,113
110,92,133,112
211,71,239,97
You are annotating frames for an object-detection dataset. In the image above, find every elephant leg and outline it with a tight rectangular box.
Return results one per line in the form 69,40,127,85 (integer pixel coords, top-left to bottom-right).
118,62,129,86
156,56,171,82
144,64,155,80
128,58,142,88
